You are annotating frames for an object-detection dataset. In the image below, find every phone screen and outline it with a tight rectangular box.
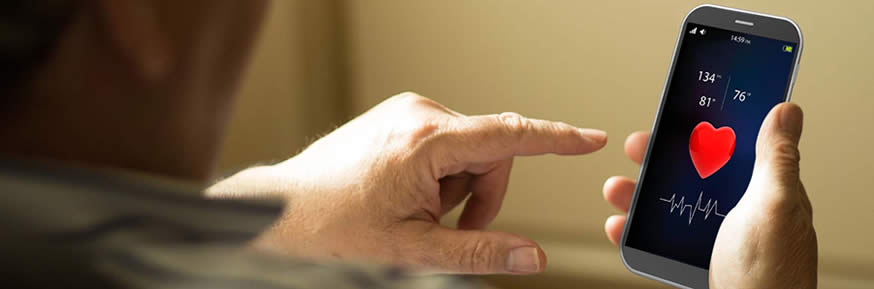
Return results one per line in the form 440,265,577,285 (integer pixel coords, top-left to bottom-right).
624,22,798,269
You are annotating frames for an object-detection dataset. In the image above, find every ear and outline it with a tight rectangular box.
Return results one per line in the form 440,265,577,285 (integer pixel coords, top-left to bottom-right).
92,0,172,83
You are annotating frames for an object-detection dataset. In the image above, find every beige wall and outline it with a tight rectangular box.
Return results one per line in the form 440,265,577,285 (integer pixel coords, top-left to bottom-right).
217,0,347,172
222,1,874,288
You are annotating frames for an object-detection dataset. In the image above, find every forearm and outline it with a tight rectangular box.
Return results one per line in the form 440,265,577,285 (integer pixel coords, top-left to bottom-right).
204,165,298,200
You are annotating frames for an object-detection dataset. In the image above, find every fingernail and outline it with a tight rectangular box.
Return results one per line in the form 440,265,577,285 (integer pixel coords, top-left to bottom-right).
506,246,541,273
779,104,803,138
580,128,608,144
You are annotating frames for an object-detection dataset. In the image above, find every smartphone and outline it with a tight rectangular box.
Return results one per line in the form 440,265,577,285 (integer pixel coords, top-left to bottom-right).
619,5,802,289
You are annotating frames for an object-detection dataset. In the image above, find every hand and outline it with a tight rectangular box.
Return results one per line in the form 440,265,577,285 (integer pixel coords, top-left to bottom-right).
602,103,817,288
208,92,608,274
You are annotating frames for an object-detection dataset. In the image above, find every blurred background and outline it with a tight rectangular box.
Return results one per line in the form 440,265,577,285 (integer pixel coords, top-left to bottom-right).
217,1,874,288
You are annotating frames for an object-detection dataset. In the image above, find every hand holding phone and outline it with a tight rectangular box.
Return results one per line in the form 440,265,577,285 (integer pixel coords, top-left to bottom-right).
605,104,816,289
709,103,816,288
612,5,812,288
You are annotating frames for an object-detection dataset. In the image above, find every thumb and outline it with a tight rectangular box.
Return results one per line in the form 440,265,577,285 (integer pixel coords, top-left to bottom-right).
744,102,805,205
415,224,546,275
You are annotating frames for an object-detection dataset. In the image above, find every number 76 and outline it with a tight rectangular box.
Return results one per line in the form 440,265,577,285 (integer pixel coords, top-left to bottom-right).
733,89,748,102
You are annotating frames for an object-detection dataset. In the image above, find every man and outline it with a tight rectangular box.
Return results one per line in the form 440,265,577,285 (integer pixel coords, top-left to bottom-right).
0,1,816,288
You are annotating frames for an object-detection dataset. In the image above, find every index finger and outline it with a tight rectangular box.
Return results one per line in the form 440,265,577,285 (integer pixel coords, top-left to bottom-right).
435,112,607,165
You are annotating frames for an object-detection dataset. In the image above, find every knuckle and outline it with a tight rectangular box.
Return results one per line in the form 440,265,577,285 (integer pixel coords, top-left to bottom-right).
464,238,495,273
549,121,576,136
767,141,802,180
497,112,532,138
393,91,423,101
392,91,433,107
758,140,801,173
405,121,441,147
772,141,801,164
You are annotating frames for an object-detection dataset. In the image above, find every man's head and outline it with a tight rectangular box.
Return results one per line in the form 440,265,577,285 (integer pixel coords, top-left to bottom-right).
0,0,268,181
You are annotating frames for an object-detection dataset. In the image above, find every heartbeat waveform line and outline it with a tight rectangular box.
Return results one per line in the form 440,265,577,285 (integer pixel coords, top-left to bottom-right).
659,191,727,225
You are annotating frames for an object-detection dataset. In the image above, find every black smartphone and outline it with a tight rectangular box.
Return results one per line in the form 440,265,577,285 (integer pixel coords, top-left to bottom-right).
619,5,802,289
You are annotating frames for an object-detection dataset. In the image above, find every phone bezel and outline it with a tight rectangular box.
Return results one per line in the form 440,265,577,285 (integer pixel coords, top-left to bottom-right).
618,4,803,289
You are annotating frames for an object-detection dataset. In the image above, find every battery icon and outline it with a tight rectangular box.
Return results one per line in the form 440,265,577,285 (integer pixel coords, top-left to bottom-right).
783,45,793,53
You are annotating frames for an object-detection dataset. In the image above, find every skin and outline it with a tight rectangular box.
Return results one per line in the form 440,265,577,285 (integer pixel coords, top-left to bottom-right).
1,0,817,286
208,92,609,274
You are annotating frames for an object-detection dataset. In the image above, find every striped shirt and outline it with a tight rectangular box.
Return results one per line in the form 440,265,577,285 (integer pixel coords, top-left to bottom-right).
0,159,484,289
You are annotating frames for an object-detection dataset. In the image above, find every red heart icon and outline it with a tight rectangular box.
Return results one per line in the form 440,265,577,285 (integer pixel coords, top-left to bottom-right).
689,121,736,179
